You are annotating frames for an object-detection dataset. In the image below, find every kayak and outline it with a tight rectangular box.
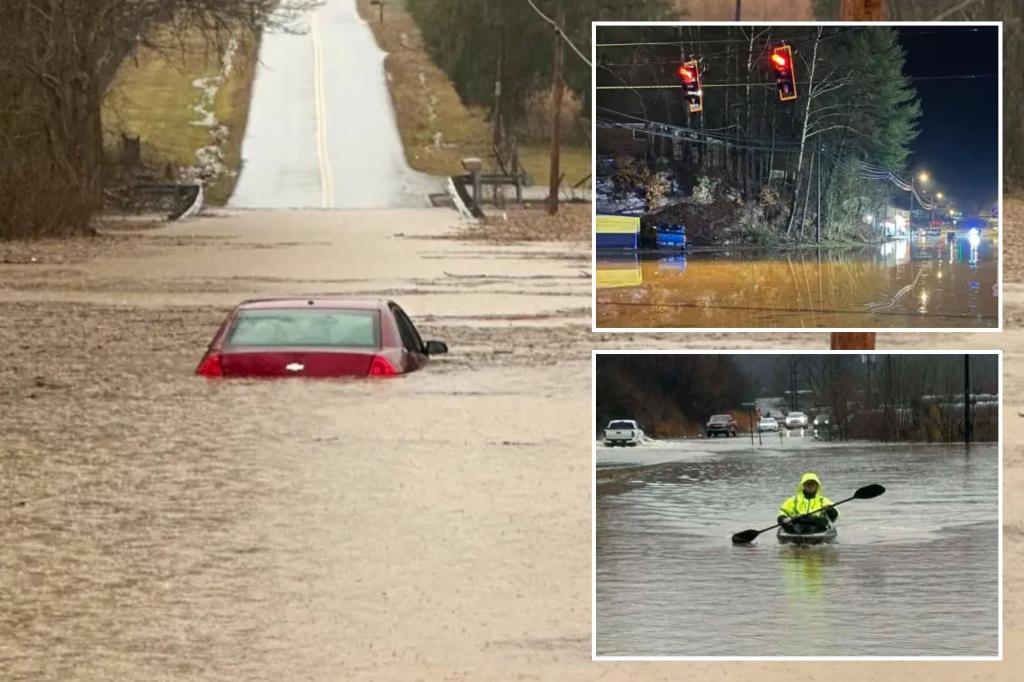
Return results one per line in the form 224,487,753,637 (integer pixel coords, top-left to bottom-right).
777,524,838,545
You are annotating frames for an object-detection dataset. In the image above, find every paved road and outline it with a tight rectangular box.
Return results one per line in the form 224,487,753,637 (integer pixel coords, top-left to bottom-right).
231,0,440,209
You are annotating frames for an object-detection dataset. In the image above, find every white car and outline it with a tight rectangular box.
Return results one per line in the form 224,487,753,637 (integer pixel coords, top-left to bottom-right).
758,417,780,432
604,420,644,447
785,411,809,429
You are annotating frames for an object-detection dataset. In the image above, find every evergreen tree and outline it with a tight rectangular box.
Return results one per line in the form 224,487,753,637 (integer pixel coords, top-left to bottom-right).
405,0,675,132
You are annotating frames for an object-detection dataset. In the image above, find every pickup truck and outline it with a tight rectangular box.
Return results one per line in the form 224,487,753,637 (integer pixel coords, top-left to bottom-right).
604,419,644,447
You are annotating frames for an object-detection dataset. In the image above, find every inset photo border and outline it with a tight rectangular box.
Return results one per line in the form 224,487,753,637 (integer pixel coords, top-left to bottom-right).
592,350,1002,660
591,21,1002,333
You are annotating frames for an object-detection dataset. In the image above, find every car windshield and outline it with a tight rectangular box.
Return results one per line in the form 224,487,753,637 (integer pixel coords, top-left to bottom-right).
226,309,380,348
789,412,805,417
608,421,635,429
709,415,730,423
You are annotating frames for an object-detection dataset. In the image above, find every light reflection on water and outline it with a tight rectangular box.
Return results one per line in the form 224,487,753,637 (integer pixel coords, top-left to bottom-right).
595,442,999,657
595,235,998,328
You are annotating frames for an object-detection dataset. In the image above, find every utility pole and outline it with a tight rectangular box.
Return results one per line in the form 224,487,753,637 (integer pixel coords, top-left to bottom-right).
547,8,565,216
369,0,384,23
493,1,505,149
964,355,973,445
840,0,888,19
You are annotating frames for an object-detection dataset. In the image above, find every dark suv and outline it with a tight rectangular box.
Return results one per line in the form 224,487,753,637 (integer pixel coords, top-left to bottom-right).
706,414,738,438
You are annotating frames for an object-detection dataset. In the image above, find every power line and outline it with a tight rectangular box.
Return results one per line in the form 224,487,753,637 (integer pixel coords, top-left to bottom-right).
933,0,984,20
596,74,994,90
595,26,987,48
596,107,942,206
522,0,591,67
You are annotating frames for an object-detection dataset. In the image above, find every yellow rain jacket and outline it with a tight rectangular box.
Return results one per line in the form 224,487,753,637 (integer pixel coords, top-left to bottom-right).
778,472,839,522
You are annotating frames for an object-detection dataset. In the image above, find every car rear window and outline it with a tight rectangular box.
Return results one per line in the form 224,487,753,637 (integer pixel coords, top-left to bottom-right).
709,415,731,423
225,309,380,348
608,421,635,429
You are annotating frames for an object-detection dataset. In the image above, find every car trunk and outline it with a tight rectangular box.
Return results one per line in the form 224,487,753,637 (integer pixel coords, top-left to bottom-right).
220,348,376,377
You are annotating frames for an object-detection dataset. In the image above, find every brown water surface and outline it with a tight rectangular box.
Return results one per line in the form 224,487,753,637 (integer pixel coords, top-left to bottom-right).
596,235,998,328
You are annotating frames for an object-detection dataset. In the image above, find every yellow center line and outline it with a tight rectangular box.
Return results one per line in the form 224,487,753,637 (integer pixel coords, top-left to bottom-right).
310,11,334,208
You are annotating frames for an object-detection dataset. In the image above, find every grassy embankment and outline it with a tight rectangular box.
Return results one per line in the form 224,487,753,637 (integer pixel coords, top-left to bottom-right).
103,27,260,205
354,0,590,188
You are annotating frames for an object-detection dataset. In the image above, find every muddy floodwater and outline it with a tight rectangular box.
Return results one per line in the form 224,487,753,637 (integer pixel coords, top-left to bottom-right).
595,439,999,657
595,234,998,328
0,210,594,681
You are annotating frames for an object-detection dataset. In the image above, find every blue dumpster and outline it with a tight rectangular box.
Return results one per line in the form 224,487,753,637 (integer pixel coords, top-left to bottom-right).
655,223,686,250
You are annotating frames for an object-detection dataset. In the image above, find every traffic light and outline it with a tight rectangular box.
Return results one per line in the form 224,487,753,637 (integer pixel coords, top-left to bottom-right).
770,45,797,101
677,60,703,113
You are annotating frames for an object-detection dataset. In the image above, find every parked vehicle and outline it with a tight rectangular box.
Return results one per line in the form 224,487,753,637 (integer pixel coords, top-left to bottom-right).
195,297,447,378
785,411,809,429
604,420,644,447
706,414,738,438
758,416,780,433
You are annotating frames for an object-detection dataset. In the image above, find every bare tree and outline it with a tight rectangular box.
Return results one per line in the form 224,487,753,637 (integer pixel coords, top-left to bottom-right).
0,0,319,238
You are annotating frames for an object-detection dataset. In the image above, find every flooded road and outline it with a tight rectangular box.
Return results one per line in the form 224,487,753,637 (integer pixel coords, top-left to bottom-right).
596,234,998,328
596,440,999,657
0,209,594,681
0,203,1022,679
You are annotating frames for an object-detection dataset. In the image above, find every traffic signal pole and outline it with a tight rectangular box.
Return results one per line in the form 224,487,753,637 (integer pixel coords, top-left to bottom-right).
840,0,888,20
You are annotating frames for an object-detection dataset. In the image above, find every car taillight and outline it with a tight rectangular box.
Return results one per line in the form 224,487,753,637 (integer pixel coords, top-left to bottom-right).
196,352,223,377
367,355,397,377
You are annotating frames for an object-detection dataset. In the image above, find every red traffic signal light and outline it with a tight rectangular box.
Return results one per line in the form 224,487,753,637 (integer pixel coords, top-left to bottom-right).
770,45,797,102
677,59,703,113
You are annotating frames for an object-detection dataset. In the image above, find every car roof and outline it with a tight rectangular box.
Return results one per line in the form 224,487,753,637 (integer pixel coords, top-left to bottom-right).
235,297,392,311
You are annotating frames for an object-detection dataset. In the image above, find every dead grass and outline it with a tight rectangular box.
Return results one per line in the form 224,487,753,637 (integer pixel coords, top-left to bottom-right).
102,27,260,205
453,204,590,243
677,0,815,19
356,0,588,188
517,144,592,190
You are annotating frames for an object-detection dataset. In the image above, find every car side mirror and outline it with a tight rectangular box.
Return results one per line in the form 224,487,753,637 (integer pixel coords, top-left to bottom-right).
425,340,448,355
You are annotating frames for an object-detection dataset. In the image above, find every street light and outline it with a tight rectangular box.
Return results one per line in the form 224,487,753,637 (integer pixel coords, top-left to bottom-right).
910,171,929,231
931,192,945,225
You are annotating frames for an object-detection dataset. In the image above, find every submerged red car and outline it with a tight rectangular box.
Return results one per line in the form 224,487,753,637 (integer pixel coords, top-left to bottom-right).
195,298,448,378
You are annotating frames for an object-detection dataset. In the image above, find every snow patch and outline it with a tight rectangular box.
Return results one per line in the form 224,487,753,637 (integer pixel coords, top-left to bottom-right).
180,37,239,188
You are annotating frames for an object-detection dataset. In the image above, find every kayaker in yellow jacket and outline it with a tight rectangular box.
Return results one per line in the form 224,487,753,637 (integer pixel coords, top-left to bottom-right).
778,472,839,533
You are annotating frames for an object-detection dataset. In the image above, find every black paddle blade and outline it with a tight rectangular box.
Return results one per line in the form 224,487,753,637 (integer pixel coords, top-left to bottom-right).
731,529,759,544
854,483,886,499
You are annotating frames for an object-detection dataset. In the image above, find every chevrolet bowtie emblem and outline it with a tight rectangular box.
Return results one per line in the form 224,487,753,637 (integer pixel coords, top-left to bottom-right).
285,363,304,372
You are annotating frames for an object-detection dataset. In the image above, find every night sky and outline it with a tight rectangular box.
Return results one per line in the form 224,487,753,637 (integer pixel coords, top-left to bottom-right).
897,26,999,215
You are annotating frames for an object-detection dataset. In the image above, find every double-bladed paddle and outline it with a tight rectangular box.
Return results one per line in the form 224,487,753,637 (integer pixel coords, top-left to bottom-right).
730,483,886,544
